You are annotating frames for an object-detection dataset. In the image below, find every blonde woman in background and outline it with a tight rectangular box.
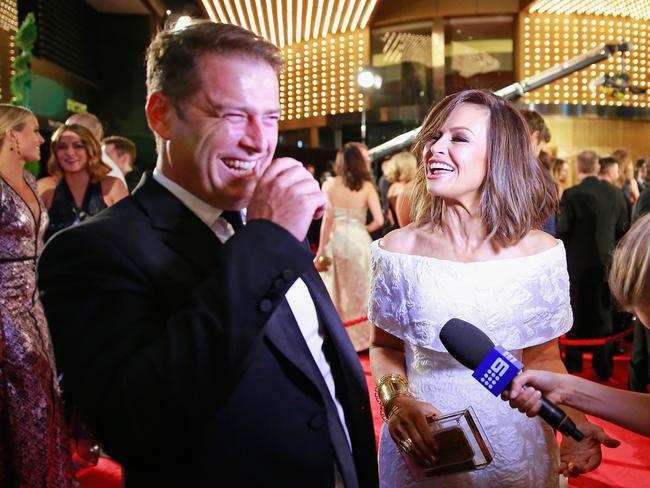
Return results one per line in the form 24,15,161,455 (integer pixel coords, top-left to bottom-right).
0,104,78,486
315,142,384,350
386,151,417,227
612,148,640,205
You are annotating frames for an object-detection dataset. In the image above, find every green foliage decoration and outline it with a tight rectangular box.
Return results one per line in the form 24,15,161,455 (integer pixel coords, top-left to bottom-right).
10,13,39,176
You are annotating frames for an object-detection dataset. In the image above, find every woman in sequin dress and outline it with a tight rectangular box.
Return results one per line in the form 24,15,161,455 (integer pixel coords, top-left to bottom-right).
0,104,78,487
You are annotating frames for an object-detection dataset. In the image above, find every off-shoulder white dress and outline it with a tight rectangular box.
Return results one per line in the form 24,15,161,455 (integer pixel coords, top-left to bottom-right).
368,240,573,488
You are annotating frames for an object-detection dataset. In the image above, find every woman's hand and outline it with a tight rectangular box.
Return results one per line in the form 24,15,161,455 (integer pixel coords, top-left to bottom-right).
501,369,567,416
313,254,331,272
558,421,620,477
387,396,442,467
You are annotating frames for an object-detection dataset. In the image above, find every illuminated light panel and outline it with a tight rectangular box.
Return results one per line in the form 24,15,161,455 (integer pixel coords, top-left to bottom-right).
277,0,285,47
529,0,650,20
232,0,249,29
253,0,268,39
202,0,219,22
520,12,649,108
203,0,377,46
277,30,368,120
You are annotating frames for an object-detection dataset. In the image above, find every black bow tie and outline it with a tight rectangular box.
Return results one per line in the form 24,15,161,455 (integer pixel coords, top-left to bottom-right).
221,210,243,231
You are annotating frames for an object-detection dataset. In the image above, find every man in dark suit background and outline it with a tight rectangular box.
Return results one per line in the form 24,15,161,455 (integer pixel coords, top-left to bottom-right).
38,21,378,488
558,151,628,380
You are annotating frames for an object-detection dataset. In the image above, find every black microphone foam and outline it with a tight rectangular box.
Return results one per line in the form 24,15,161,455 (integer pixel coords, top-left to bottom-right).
439,318,494,369
439,318,584,442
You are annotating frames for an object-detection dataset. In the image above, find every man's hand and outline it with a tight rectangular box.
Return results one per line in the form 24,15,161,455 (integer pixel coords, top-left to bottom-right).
247,158,327,241
558,421,620,477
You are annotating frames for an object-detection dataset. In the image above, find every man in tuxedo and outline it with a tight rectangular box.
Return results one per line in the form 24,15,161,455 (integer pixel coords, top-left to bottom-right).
558,151,628,380
38,21,378,488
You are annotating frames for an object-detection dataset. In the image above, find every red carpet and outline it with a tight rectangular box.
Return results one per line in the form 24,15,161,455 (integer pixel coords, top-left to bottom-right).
359,351,650,487
77,350,649,487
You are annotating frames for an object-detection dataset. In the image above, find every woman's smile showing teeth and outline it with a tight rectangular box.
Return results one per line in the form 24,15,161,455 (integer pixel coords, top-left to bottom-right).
428,160,454,175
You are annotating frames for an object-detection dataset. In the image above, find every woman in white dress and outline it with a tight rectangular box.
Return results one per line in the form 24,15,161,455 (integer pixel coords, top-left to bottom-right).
315,142,384,350
368,89,617,487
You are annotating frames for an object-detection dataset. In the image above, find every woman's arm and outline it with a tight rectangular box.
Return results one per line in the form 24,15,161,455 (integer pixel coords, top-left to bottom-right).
36,176,57,210
365,182,384,233
630,178,640,203
370,326,439,465
102,176,128,205
523,339,616,476
395,181,414,228
314,185,334,271
507,369,650,437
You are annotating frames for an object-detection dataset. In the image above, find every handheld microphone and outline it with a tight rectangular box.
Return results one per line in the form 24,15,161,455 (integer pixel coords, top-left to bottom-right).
439,318,584,442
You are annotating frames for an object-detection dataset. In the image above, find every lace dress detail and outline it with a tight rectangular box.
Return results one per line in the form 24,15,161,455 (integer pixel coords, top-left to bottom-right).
0,173,78,487
321,207,372,350
368,240,573,487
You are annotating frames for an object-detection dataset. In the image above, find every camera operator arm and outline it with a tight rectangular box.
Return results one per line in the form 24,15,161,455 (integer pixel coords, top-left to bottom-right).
368,42,631,161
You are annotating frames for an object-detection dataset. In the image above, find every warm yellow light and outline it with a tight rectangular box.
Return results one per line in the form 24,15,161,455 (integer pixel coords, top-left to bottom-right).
202,0,219,22
232,0,249,29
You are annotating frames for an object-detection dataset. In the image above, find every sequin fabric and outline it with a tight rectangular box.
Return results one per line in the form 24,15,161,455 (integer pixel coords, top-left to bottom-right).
0,173,78,487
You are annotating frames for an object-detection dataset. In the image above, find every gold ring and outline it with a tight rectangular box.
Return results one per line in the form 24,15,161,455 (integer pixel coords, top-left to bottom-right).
399,437,414,454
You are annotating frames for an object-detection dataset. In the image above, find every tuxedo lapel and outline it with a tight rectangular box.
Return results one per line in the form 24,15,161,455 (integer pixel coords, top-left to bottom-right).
265,292,360,488
133,174,222,272
264,300,317,380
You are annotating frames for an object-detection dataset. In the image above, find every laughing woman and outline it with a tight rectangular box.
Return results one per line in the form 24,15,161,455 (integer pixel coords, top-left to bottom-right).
37,123,127,241
368,90,616,487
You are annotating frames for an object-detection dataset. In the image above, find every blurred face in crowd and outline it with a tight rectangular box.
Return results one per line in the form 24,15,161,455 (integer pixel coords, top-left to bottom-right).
154,53,280,210
104,143,131,173
558,161,569,184
10,115,44,162
423,103,489,210
55,130,88,174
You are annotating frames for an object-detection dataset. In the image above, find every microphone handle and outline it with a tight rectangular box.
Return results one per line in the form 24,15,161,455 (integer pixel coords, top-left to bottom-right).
539,395,584,442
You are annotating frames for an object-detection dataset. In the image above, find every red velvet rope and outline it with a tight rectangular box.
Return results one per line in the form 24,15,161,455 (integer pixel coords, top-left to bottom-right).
342,317,635,347
343,316,368,327
559,327,634,346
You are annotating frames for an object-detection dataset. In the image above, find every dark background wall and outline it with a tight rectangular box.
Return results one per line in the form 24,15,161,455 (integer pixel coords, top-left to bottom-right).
18,0,155,173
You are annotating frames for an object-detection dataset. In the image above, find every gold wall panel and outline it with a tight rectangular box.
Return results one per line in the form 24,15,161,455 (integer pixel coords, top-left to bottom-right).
544,115,650,188
519,13,649,107
279,29,369,121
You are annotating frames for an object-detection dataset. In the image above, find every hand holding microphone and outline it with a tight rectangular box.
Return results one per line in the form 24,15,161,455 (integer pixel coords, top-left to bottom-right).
439,318,584,441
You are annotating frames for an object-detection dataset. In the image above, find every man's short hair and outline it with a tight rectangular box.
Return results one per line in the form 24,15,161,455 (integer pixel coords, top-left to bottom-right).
598,156,618,176
145,20,283,118
520,109,551,143
66,112,104,140
576,150,600,174
103,135,137,165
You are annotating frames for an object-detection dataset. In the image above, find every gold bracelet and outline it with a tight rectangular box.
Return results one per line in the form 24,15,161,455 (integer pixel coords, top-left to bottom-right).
374,373,413,422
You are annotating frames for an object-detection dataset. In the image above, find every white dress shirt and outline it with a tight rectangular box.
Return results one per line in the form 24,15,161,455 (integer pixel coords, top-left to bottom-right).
152,168,352,454
101,147,127,186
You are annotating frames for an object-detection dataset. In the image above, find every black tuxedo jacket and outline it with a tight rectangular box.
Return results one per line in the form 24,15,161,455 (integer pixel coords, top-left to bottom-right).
557,176,628,337
38,174,378,488
557,176,628,274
